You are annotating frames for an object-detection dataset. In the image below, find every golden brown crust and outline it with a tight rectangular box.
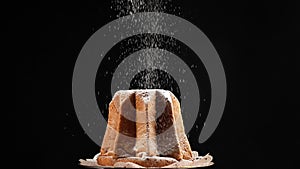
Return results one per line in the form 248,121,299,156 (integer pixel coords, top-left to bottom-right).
116,156,177,167
84,152,213,168
170,92,192,160
113,161,144,168
97,155,178,167
97,155,116,166
98,90,194,166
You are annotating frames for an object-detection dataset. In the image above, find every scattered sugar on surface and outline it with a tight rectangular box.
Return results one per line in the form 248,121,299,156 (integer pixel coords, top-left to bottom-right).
160,90,172,103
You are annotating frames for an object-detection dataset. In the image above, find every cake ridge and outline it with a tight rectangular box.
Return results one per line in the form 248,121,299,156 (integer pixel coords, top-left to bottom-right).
99,89,192,165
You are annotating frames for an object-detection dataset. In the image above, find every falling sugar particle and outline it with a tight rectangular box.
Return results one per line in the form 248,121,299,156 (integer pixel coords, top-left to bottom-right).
109,1,183,89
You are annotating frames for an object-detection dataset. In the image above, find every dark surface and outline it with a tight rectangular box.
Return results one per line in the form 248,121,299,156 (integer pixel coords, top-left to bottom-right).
17,0,299,169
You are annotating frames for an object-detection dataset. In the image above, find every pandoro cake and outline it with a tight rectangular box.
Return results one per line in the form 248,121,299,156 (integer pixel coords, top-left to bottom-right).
91,89,213,168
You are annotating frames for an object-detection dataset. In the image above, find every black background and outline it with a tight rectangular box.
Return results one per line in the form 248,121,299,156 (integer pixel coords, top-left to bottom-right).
17,0,299,169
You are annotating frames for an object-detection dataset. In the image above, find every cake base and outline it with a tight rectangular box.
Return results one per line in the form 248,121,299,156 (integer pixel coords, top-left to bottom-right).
79,153,213,168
